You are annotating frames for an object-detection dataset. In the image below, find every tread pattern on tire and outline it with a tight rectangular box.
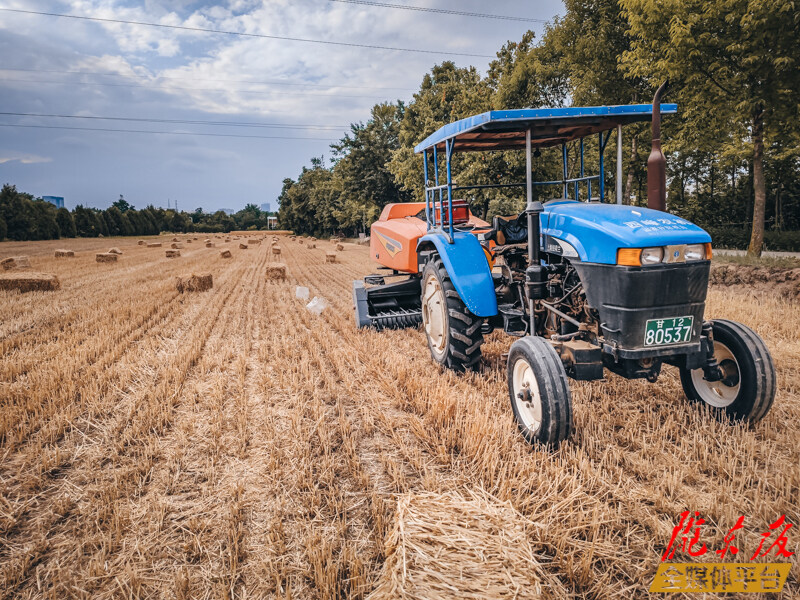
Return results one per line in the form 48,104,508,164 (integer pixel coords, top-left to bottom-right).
425,256,483,371
508,336,573,447
680,319,776,423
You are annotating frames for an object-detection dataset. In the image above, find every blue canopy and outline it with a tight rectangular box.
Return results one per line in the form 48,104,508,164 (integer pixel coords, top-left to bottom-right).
413,104,677,154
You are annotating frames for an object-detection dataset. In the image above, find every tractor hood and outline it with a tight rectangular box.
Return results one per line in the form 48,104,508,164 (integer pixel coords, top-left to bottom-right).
542,200,711,265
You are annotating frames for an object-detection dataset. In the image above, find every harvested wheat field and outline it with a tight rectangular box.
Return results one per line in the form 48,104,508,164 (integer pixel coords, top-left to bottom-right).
0,236,797,599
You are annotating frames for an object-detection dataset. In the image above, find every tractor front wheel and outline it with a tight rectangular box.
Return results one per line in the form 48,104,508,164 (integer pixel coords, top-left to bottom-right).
507,336,573,447
679,319,776,423
421,256,483,372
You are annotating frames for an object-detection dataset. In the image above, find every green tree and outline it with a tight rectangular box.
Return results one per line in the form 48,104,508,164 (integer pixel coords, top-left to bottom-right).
620,0,800,255
0,214,6,241
56,207,77,238
112,195,133,212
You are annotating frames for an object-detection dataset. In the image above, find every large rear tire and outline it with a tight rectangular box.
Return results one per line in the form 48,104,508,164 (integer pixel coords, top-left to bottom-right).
421,256,483,372
679,319,776,423
507,336,573,447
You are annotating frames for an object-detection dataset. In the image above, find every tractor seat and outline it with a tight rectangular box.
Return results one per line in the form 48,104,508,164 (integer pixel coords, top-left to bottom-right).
485,214,528,246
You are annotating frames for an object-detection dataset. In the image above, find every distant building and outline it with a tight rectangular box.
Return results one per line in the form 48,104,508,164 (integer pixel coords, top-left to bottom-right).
221,208,235,215
261,202,271,213
43,196,65,209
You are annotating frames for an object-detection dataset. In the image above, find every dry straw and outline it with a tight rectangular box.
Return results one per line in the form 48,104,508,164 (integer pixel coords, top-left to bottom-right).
325,252,337,263
368,490,568,600
96,253,118,263
239,243,249,250
0,272,60,292
220,249,233,258
336,243,344,251
272,246,281,257
108,248,123,255
166,250,181,258
206,242,215,248
147,242,162,248
54,250,75,258
1,256,32,270
175,273,213,292
171,242,184,249
266,263,287,281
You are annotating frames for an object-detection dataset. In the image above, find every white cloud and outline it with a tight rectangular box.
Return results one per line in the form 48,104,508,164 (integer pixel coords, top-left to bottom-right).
0,152,53,164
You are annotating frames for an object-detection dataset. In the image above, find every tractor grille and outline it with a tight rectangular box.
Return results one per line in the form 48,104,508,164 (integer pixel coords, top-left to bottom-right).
369,308,422,330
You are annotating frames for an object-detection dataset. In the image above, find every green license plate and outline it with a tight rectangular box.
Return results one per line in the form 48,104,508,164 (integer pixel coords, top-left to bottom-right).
644,316,694,346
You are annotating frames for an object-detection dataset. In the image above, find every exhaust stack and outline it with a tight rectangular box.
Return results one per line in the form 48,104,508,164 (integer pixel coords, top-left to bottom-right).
647,81,669,211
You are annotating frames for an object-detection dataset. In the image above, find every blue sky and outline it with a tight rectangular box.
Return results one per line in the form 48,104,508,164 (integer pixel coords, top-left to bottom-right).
0,0,563,212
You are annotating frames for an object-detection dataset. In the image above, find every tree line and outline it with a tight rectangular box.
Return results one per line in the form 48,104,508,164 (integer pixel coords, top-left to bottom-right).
0,185,276,241
277,0,800,255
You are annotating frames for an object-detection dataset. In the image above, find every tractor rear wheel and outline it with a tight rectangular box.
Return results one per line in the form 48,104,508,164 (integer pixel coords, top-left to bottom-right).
421,256,483,372
679,319,776,423
507,336,573,447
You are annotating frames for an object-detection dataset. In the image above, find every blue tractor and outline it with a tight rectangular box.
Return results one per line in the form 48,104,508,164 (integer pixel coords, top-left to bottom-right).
353,89,776,446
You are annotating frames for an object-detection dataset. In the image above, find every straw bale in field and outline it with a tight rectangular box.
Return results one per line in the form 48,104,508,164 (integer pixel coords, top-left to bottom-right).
138,240,145,245
171,242,184,249
147,242,162,248
172,237,179,242
250,238,261,245
272,246,281,257
225,237,231,242
166,250,181,258
307,242,316,248
175,273,213,292
206,242,215,248
186,239,193,243
220,250,232,258
266,263,287,281
108,247,123,255
239,243,248,250
1,256,32,270
368,491,567,600
336,243,344,251
325,252,337,263
96,253,117,263
0,272,60,292
54,249,75,257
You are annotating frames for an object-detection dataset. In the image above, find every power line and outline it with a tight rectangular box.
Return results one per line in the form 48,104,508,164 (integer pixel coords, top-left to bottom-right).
0,66,417,92
0,111,350,130
0,123,338,141
328,0,547,23
0,7,494,58
0,76,401,100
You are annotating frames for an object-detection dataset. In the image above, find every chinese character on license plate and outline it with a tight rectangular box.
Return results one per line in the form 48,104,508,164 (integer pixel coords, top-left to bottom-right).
644,316,693,346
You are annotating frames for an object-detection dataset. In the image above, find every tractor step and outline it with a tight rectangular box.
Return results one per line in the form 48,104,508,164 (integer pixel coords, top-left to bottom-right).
353,277,422,330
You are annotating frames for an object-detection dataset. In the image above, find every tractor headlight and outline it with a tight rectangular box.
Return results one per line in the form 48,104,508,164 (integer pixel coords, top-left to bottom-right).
640,247,664,265
685,244,706,261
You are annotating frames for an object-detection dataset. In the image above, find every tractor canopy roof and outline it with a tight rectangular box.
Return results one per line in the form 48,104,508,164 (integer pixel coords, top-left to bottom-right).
413,104,677,154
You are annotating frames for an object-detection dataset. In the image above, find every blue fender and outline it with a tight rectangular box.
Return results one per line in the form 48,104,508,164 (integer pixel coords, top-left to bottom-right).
418,232,498,317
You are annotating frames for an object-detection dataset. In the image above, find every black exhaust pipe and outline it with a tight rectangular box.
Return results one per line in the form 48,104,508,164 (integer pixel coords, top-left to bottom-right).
647,81,668,212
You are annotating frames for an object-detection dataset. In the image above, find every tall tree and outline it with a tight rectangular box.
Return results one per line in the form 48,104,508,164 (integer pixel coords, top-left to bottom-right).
621,0,800,255
56,207,77,238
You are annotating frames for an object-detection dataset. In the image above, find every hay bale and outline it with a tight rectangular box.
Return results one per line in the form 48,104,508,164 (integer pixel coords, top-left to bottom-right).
271,246,281,257
250,238,261,245
54,249,75,258
96,253,118,263
266,263,287,281
368,491,568,600
166,250,181,258
307,242,316,249
171,242,184,249
147,242,162,248
108,247,123,255
336,243,344,251
225,237,231,242
239,243,248,250
172,237,179,242
138,240,146,245
220,250,233,258
186,239,193,244
175,273,213,293
310,236,317,241
325,252,337,264
0,272,60,293
1,256,32,270
205,242,215,248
